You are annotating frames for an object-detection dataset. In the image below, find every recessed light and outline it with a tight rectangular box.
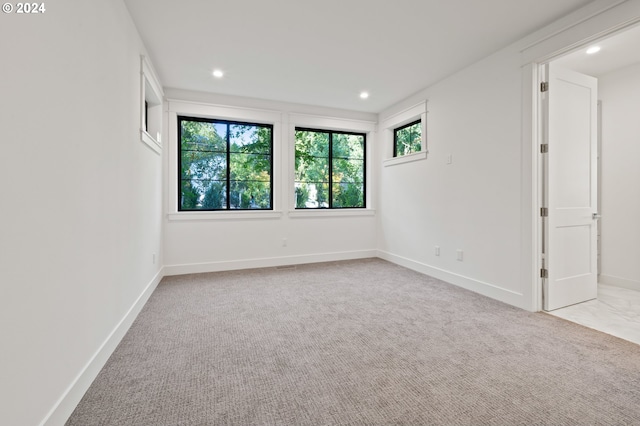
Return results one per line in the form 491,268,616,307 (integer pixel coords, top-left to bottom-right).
360,92,369,99
586,46,601,55
212,69,224,78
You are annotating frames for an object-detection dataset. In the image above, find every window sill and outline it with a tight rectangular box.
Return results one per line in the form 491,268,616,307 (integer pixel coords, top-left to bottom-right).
167,210,283,221
141,130,162,155
383,151,427,167
288,209,375,218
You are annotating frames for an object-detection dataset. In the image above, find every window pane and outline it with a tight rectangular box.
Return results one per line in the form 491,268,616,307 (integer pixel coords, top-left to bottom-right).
181,180,226,210
295,156,329,184
295,182,329,208
181,151,226,180
333,133,364,159
229,153,271,182
332,182,364,208
295,130,329,158
181,120,226,152
395,121,422,156
332,158,364,184
228,123,272,209
229,180,271,209
229,124,271,154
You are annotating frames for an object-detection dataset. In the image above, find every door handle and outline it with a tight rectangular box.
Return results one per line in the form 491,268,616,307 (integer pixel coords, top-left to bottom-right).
592,213,602,220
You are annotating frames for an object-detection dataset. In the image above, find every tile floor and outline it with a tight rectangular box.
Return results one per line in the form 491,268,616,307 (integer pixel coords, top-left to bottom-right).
548,284,640,346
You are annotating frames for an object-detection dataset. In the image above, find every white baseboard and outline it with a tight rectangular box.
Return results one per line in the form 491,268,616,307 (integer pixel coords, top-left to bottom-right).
41,268,164,426
377,250,525,309
599,274,640,292
164,250,377,276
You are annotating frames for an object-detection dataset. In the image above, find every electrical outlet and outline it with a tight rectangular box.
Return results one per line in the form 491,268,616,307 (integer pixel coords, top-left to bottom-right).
282,238,287,247
435,246,440,256
447,154,453,164
152,253,156,264
456,249,463,261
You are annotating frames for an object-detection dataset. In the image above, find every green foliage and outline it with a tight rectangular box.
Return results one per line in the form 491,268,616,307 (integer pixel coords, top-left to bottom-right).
202,182,225,209
295,186,309,208
295,130,364,208
395,121,421,156
333,183,364,208
180,119,272,210
181,181,200,210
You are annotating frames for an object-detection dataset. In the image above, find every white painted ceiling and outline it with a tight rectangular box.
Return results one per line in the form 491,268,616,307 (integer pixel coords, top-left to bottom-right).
553,23,640,77
124,0,595,113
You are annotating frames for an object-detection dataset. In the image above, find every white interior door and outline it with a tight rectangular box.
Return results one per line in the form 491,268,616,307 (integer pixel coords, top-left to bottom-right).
543,64,598,311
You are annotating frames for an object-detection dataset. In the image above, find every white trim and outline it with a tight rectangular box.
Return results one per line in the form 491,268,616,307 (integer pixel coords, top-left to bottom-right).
377,251,527,310
167,99,283,125
380,101,428,162
141,130,162,154
288,115,376,212
166,100,283,216
288,112,376,133
600,275,640,292
141,56,163,102
41,268,164,426
288,209,375,218
521,63,540,312
163,250,377,276
520,1,638,65
383,151,427,167
379,101,427,130
167,210,283,221
140,55,164,153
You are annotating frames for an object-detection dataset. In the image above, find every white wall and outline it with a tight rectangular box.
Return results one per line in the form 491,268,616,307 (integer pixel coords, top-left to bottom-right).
376,46,526,307
376,0,640,311
162,89,378,275
598,62,640,290
0,1,163,425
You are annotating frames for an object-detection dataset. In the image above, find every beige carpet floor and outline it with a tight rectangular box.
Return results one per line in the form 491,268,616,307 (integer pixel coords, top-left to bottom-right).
66,258,640,425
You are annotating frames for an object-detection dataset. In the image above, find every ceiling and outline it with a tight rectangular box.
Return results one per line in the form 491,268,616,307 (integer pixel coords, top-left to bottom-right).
124,0,595,113
553,23,640,77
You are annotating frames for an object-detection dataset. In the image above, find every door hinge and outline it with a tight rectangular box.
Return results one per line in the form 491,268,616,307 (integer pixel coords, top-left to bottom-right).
541,81,549,92
540,207,548,217
540,144,549,153
540,268,548,279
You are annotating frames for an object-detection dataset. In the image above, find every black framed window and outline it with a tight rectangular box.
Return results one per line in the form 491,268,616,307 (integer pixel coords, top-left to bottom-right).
394,119,422,157
178,116,273,211
295,128,365,209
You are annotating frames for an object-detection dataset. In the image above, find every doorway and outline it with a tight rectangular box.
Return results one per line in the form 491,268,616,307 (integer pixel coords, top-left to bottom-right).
539,24,640,344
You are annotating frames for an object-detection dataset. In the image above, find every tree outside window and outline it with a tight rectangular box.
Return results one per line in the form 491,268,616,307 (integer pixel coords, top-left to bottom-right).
179,116,273,211
295,128,365,209
394,120,422,157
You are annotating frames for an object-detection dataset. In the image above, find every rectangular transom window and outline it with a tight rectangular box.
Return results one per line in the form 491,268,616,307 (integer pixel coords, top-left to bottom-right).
295,128,366,209
178,116,273,211
394,119,422,157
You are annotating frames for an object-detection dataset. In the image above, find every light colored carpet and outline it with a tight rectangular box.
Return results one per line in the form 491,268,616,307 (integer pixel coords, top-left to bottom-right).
66,258,640,425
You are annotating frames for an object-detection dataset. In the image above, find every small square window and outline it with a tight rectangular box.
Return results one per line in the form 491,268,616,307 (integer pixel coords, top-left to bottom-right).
393,120,422,157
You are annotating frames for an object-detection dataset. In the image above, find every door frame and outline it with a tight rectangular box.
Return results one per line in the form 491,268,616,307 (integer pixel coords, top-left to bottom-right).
519,2,640,311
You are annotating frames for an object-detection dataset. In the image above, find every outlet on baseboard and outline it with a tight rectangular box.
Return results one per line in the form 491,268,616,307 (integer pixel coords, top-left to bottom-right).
456,249,463,261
